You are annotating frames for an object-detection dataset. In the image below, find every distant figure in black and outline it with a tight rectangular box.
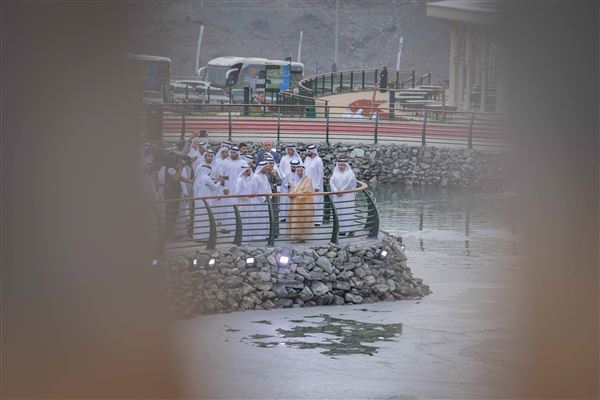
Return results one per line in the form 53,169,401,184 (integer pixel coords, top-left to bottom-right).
379,66,388,93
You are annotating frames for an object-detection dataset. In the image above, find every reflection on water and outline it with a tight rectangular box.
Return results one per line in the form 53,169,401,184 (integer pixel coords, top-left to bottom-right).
242,314,403,357
372,186,517,269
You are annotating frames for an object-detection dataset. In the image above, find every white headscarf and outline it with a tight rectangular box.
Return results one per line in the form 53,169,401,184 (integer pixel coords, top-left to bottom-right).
216,145,230,160
239,164,252,177
193,164,213,195
284,145,301,159
331,160,356,191
306,145,319,157
255,161,270,175
196,164,212,177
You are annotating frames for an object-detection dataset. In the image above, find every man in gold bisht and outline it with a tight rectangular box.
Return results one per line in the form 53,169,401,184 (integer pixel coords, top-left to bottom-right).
287,165,314,242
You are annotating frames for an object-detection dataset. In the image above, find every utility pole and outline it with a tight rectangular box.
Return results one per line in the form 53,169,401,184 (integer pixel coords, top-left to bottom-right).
297,30,303,63
333,0,339,72
396,36,404,71
196,25,204,75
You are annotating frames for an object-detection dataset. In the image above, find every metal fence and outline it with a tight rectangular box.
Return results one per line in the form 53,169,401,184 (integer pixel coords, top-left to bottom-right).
150,181,379,253
155,103,508,150
298,68,431,97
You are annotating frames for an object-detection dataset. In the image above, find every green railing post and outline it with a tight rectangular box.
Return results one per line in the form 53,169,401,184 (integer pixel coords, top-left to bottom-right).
361,70,365,90
363,190,380,238
322,75,325,95
373,111,379,144
313,77,317,96
363,190,379,238
277,109,281,142
421,112,428,146
374,69,378,87
267,198,276,246
326,194,339,244
468,112,475,149
339,72,343,92
395,70,399,89
227,106,232,140
330,73,334,94
411,69,416,88
323,182,331,223
233,204,242,245
202,199,217,249
350,71,354,91
325,102,330,145
428,73,431,85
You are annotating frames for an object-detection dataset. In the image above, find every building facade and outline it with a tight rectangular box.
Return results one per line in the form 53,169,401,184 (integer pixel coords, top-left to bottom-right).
427,1,502,113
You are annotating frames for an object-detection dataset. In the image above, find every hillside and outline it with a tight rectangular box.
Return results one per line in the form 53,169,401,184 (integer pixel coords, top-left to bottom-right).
128,0,450,81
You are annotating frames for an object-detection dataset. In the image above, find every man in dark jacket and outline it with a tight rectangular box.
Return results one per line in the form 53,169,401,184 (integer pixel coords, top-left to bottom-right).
379,66,388,93
256,139,280,163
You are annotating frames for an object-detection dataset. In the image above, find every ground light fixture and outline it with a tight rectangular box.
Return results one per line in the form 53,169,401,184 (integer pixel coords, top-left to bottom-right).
376,249,389,260
401,243,406,251
276,250,292,269
245,257,255,267
151,258,160,267
208,258,216,268
192,250,200,268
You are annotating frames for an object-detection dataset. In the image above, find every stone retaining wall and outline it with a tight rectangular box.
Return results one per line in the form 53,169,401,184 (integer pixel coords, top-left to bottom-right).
199,141,508,188
162,233,430,319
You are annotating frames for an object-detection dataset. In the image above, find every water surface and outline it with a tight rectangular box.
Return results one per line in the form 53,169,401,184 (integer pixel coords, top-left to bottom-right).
175,186,520,399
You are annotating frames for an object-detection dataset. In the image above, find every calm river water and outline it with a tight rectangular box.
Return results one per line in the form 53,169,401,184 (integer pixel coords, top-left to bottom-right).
175,186,521,399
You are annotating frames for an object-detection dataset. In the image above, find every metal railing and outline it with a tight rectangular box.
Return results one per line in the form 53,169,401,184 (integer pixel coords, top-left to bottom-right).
154,102,509,150
150,181,379,253
298,68,431,97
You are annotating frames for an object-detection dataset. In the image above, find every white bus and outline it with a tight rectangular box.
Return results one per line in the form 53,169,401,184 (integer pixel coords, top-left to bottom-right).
198,56,304,97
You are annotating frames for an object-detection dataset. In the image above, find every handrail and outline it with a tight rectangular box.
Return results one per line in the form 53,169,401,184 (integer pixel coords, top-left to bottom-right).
149,180,378,252
156,180,369,204
298,68,417,95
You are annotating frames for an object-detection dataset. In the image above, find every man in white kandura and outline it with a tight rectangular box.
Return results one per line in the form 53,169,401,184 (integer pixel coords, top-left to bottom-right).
244,154,255,170
235,164,256,242
192,164,227,241
279,144,302,177
280,159,301,222
304,144,324,226
221,146,246,194
187,138,203,172
329,159,357,236
213,143,230,180
175,158,193,238
252,161,273,241
217,145,245,233
201,149,216,170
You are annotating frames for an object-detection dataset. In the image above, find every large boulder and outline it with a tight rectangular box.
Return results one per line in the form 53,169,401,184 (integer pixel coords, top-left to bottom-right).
345,293,363,304
310,281,330,297
316,256,334,273
298,286,314,301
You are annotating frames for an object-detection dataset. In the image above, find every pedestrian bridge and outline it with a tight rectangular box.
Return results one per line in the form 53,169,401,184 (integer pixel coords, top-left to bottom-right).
151,180,379,253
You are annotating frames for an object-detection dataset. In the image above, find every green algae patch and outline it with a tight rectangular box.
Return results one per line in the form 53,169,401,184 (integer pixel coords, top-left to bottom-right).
246,314,403,357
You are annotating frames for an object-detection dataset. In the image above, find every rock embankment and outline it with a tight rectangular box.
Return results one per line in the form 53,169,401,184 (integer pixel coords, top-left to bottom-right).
201,141,507,189
161,233,430,319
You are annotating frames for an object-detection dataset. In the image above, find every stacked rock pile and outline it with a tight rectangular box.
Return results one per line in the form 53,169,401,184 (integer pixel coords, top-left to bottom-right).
161,233,430,319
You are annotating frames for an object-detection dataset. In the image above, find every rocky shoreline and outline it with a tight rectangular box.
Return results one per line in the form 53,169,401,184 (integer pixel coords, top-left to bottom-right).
183,141,507,189
162,233,430,319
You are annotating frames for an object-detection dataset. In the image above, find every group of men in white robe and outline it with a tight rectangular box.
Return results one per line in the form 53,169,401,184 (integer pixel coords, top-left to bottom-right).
148,136,357,243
